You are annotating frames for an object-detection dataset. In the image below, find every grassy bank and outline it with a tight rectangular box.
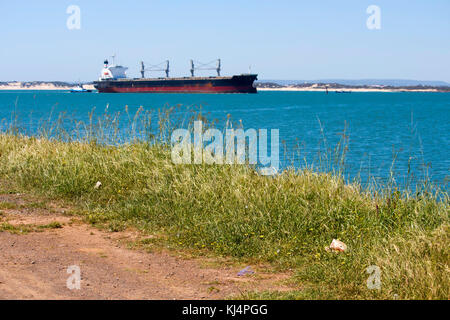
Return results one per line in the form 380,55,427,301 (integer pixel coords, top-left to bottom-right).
0,133,448,299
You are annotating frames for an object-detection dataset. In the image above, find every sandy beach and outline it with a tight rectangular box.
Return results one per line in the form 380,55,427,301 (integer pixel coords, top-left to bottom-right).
257,87,440,93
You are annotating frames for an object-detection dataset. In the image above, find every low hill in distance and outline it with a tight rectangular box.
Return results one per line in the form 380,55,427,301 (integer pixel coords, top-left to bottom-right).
256,80,450,92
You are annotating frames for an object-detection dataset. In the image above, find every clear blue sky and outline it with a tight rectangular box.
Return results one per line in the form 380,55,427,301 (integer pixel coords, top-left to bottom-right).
1,0,449,82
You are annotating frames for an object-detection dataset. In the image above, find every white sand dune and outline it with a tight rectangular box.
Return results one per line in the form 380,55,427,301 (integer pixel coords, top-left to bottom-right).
0,82,95,91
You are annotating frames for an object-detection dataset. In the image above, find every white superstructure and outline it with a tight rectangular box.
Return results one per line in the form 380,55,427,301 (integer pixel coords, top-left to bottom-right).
99,56,128,80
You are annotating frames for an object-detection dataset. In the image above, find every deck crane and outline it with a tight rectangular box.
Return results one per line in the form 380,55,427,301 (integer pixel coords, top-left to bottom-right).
190,59,221,77
140,60,170,78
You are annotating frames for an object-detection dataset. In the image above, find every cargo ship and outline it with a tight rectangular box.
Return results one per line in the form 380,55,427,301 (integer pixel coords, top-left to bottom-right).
93,57,257,94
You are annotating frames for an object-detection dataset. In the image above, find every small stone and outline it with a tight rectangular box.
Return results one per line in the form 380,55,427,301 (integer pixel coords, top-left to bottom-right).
237,266,255,276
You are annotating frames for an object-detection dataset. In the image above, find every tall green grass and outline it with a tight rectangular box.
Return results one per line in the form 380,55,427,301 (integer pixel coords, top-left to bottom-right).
0,107,448,299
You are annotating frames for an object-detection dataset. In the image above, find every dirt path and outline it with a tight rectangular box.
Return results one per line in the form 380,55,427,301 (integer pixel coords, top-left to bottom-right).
0,193,291,300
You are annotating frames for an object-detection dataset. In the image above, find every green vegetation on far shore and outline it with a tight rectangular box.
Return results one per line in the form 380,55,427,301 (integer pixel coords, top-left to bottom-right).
0,132,448,300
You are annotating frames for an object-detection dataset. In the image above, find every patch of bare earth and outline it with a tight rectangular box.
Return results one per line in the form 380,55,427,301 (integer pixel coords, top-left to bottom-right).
0,193,293,300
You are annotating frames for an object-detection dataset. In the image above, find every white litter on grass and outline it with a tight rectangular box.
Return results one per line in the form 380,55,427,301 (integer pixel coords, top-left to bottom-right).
94,181,102,189
325,239,347,253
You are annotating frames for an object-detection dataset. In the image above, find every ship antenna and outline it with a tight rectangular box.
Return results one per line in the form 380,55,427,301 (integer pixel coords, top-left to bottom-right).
166,60,170,78
190,60,195,77
217,59,221,77
111,54,116,66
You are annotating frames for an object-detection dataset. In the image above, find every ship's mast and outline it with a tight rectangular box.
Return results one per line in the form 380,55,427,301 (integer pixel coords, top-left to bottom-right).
165,60,170,78
190,60,195,77
217,59,221,77
141,61,145,78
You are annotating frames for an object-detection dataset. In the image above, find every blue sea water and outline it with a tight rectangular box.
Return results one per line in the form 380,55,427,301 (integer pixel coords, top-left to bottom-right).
0,90,448,189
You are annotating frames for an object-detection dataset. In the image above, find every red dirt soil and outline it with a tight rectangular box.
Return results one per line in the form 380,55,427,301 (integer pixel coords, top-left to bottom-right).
0,193,292,300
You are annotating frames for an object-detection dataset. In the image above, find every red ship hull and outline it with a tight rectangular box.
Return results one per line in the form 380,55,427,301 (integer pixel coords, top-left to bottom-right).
94,74,258,94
